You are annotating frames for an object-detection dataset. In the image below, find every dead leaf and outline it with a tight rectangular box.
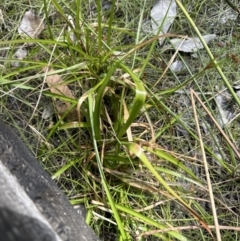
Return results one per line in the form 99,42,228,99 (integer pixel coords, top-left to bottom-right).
215,92,233,127
151,0,177,44
12,48,28,67
169,35,216,53
18,10,44,39
169,60,185,72
13,11,44,65
43,67,78,121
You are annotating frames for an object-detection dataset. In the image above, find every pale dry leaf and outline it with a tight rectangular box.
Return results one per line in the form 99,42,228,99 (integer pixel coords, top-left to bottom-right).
18,10,44,39
215,92,233,127
169,34,216,53
43,67,78,121
169,60,185,72
12,48,28,67
151,0,177,44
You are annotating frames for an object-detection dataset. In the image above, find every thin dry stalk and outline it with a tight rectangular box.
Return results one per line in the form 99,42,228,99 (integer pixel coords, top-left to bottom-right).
190,89,221,241
191,89,240,159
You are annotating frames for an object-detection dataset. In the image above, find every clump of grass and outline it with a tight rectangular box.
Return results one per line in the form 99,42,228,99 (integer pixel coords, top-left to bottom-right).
1,0,240,240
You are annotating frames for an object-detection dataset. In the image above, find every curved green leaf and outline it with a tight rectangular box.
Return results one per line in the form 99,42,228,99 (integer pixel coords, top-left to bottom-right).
117,63,147,139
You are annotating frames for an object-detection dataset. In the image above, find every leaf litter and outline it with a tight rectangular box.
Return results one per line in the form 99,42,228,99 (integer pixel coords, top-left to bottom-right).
151,0,177,44
150,1,240,179
12,10,44,66
149,0,234,128
12,48,28,67
169,34,217,53
43,67,78,121
18,10,44,40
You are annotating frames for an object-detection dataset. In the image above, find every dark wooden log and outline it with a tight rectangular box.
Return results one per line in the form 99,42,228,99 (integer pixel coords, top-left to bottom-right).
0,120,100,241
